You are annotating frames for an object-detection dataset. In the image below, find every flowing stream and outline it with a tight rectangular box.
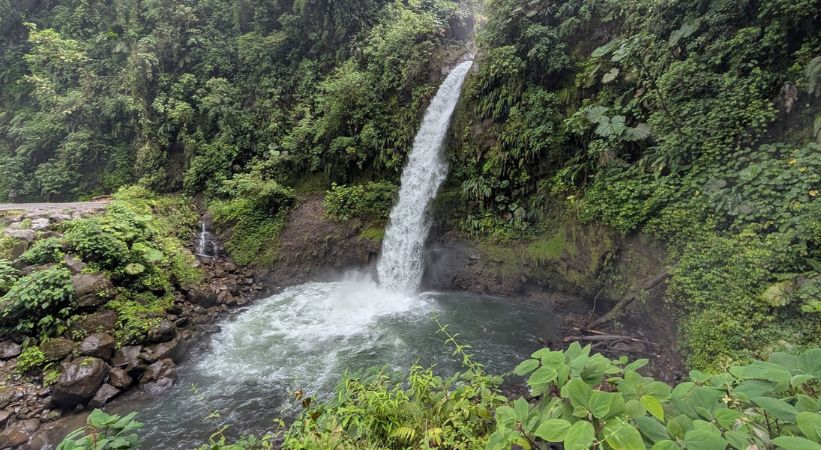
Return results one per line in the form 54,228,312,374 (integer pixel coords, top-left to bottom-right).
112,61,565,447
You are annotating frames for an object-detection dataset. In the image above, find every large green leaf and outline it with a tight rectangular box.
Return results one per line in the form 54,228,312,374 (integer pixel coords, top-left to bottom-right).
772,436,821,450
514,359,539,376
641,395,665,421
652,440,682,450
635,416,669,443
798,349,821,377
724,430,752,450
564,420,595,450
683,429,728,450
533,419,571,442
797,412,821,441
562,378,593,408
588,391,617,419
527,366,558,387
603,418,644,450
752,396,799,423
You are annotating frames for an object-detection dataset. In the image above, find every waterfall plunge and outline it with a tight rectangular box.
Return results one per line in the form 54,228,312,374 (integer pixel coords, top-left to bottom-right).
377,60,473,293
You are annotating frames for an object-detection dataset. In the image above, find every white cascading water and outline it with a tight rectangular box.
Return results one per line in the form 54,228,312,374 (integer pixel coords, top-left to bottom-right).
377,60,473,293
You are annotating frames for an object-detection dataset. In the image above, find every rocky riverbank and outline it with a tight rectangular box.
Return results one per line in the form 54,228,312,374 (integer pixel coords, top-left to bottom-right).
0,203,267,449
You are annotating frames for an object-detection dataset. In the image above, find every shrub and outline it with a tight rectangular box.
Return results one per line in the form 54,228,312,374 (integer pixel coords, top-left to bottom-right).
323,181,398,220
64,220,130,270
0,266,74,338
0,260,20,295
20,237,65,265
15,346,48,374
57,409,142,450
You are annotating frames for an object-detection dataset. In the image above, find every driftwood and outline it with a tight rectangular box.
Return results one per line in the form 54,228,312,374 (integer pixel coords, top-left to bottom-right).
587,271,669,329
564,333,656,346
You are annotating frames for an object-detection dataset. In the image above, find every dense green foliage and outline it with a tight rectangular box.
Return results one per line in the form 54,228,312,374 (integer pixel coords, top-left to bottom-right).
0,187,200,348
0,266,74,338
448,0,821,370
0,0,472,201
323,181,398,220
59,341,821,449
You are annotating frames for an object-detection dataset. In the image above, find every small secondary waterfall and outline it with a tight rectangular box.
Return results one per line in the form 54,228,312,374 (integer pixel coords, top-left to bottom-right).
377,60,473,293
196,220,219,258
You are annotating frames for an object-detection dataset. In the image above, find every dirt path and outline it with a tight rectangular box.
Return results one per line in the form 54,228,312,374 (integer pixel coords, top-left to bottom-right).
0,201,110,215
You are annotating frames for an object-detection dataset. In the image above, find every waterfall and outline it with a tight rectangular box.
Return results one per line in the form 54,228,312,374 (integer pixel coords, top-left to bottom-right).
196,220,219,258
377,60,473,293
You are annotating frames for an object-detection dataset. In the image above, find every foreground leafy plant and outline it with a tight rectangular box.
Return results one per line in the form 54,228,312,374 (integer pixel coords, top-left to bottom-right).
489,343,821,450
57,409,142,450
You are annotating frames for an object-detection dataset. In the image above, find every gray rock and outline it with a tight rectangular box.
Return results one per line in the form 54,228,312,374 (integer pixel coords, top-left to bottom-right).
108,368,132,389
110,346,145,374
140,359,176,394
88,384,120,408
30,218,50,230
52,357,108,410
70,310,117,335
0,341,21,360
187,288,217,307
144,333,185,363
0,418,39,448
147,319,176,343
71,273,113,308
78,333,115,359
4,229,35,243
10,240,28,259
39,338,74,361
0,410,10,423
63,254,86,274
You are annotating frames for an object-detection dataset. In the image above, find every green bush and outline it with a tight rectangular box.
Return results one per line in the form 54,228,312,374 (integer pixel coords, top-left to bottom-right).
57,409,142,450
64,220,131,270
20,237,65,265
0,260,20,295
0,266,74,338
15,346,48,374
323,181,398,220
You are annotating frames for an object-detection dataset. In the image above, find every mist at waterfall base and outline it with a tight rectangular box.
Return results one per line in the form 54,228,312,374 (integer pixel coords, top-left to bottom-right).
115,61,562,446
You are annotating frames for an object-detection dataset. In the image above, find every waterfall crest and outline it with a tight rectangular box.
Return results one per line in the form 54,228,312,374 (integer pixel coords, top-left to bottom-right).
377,60,473,293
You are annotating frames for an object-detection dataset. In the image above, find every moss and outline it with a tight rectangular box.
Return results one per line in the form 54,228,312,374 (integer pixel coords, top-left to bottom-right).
526,228,568,262
477,241,522,276
359,226,385,243
210,198,288,268
107,290,173,345
42,366,61,385
0,235,15,260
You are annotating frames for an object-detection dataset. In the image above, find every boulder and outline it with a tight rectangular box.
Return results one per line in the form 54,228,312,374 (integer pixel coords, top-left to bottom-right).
0,341,21,360
0,418,39,448
10,241,28,259
88,384,120,408
71,273,114,308
30,218,50,230
147,319,175,343
51,357,108,410
144,333,185,363
186,288,217,308
39,338,74,361
0,387,21,409
63,254,86,274
110,346,145,374
140,359,176,394
70,310,117,335
78,333,115,359
4,229,35,243
108,368,133,389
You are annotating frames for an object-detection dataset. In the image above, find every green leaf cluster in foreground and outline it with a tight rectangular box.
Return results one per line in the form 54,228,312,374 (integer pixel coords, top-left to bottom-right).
61,342,821,449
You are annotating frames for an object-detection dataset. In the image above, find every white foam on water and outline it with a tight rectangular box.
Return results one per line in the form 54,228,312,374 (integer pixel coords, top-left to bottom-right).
195,277,433,391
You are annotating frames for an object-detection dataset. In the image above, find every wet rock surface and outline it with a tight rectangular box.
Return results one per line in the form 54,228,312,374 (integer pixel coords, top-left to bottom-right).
52,357,109,410
78,333,116,360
